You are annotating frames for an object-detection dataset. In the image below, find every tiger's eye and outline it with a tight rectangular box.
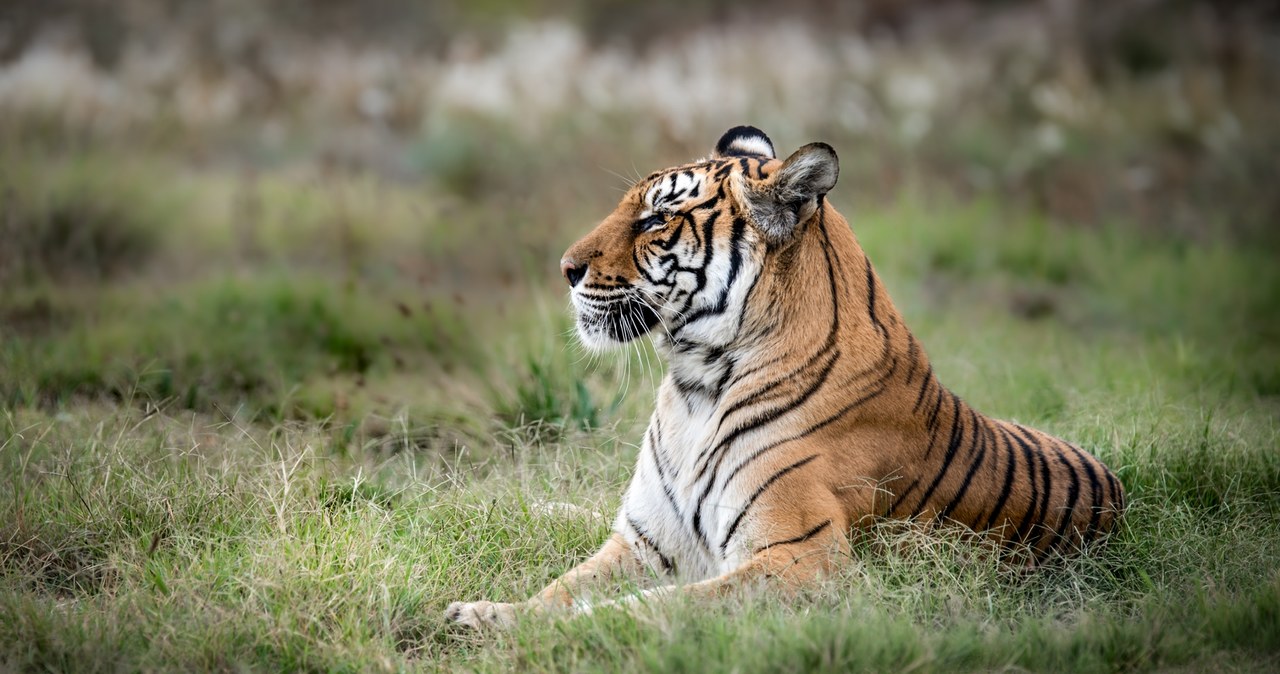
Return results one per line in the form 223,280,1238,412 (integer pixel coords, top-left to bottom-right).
635,214,666,233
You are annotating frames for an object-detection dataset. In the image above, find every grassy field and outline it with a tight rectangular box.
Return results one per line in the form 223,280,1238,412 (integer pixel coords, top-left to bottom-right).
3,4,1280,671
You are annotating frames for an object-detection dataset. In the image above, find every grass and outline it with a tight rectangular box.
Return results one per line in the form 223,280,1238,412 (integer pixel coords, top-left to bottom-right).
0,393,1276,672
1,145,1278,670
2,14,1279,661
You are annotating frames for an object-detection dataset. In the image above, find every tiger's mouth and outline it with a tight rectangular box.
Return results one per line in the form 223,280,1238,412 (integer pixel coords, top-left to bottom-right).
574,295,661,348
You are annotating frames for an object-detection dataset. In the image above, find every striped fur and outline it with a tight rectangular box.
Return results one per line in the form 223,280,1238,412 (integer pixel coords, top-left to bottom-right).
445,127,1125,629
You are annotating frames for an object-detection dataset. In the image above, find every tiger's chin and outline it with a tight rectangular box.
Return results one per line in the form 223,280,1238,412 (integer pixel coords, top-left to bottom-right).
574,302,661,351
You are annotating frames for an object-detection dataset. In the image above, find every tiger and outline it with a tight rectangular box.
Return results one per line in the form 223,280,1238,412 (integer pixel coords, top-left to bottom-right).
445,126,1125,629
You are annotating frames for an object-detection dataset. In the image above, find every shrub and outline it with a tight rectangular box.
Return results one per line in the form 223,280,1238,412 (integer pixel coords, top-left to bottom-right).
0,158,174,287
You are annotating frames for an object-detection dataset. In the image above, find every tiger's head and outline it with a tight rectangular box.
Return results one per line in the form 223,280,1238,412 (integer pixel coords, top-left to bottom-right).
562,126,839,352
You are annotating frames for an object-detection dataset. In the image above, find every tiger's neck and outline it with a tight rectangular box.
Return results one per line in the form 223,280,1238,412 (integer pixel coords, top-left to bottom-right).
655,200,943,430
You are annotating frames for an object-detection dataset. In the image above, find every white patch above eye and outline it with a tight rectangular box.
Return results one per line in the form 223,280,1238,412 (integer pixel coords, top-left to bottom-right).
646,171,705,210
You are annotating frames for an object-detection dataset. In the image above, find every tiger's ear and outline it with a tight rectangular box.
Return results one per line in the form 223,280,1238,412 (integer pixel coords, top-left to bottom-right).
744,142,839,242
712,125,776,159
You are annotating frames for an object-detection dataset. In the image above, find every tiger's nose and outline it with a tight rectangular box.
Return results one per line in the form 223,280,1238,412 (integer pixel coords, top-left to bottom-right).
561,258,587,288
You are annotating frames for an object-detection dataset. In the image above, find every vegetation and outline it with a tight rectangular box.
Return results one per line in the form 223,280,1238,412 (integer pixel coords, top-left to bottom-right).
2,2,1278,671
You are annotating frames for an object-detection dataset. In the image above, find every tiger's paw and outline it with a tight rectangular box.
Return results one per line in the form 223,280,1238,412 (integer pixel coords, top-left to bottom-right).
444,600,520,629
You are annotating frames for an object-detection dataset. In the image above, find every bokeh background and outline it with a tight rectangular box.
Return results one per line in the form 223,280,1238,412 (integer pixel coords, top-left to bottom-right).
2,1,1279,671
3,0,1277,427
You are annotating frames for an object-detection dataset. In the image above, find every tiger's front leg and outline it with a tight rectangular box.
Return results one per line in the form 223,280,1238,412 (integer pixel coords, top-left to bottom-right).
589,488,854,615
589,519,849,616
445,532,643,629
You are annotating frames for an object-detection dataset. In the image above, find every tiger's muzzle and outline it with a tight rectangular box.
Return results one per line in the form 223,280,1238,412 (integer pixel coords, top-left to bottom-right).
572,292,661,348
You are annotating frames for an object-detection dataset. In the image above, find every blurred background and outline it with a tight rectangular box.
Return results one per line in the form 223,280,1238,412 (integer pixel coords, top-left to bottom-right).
1,0,1277,450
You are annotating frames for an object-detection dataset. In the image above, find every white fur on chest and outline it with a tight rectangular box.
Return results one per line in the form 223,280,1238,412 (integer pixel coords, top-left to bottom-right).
616,381,750,581
655,386,719,483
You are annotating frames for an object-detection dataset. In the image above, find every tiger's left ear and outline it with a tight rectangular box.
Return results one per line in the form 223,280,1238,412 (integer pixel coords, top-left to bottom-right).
744,142,839,242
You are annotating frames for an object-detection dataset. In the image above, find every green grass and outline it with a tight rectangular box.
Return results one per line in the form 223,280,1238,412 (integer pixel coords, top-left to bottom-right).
0,392,1276,672
2,159,1279,671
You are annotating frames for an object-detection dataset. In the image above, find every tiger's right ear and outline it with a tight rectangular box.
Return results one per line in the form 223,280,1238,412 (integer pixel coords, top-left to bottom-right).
744,142,839,243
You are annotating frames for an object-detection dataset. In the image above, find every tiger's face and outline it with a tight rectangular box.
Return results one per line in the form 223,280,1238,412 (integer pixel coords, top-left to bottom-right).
560,156,759,351
561,126,838,352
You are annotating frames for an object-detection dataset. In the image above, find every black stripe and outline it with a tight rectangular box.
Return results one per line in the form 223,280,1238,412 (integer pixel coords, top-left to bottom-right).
1030,443,1054,550
1008,427,1039,542
712,355,737,401
717,360,898,496
719,454,819,553
965,421,1002,528
753,519,833,555
922,385,950,458
716,202,844,400
923,384,944,434
685,191,720,212
666,211,718,321
632,245,664,285
713,216,842,419
864,256,888,339
647,429,683,521
938,408,988,524
695,346,839,483
1104,468,1124,515
982,425,1020,532
673,374,713,400
672,215,747,330
909,393,967,518
903,337,920,385
1006,425,1041,542
815,206,842,333
715,331,837,423
1065,445,1104,547
888,477,920,517
910,404,947,499
627,516,673,573
720,348,790,388
1042,437,1081,556
653,213,691,251
892,392,951,518
1012,425,1054,549
729,264,766,340
912,365,933,413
